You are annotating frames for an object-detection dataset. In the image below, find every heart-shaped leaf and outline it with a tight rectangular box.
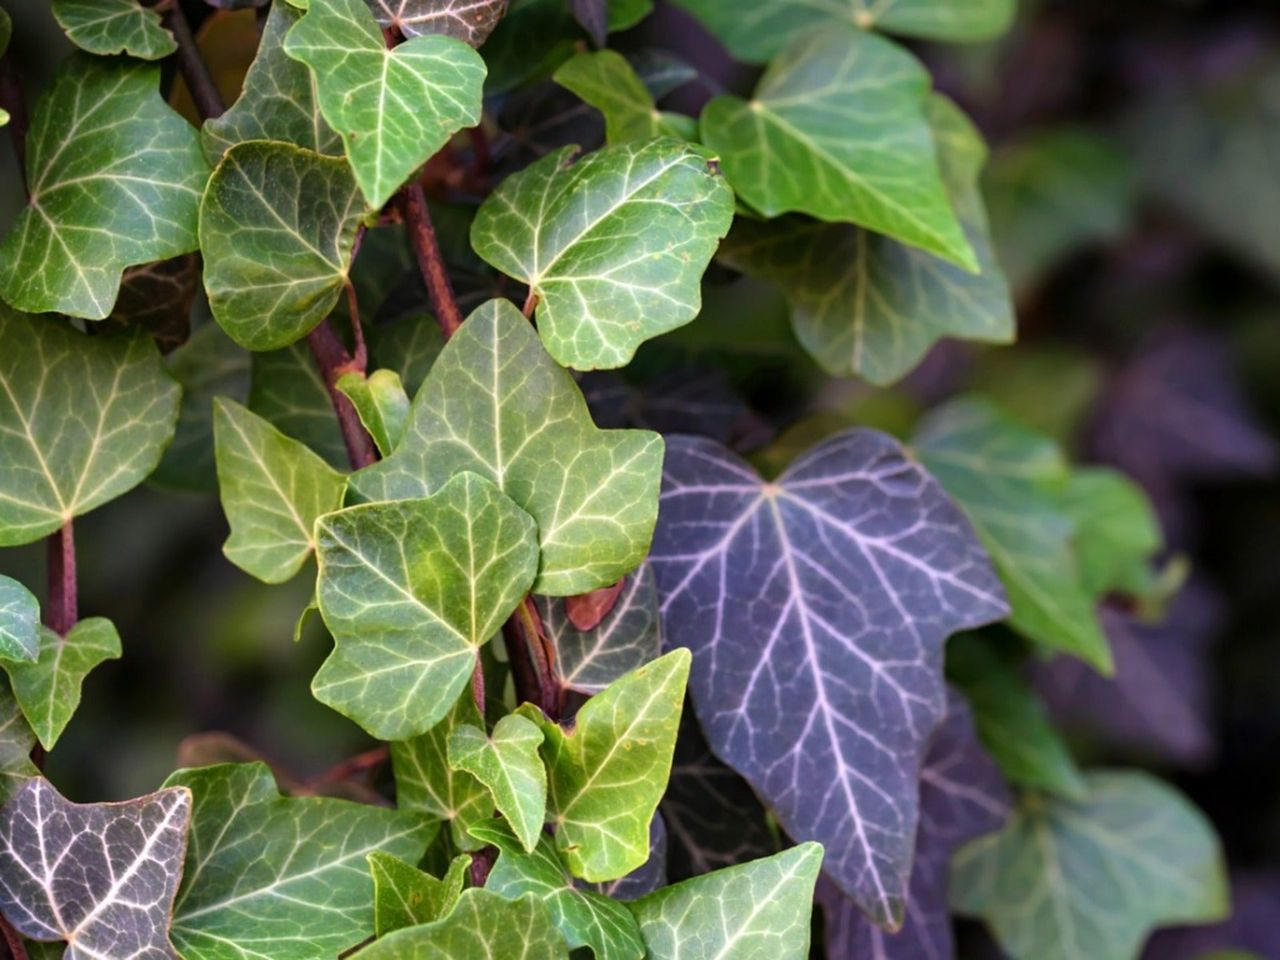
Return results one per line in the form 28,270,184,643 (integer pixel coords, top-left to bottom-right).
648,431,1007,926
0,778,191,960
701,27,974,269
285,0,487,209
51,0,176,60
165,762,435,960
0,56,208,319
371,0,509,45
350,299,664,596
448,715,546,854
553,51,696,144
0,576,38,663
471,140,734,369
369,851,470,937
313,471,539,739
0,682,37,806
0,310,181,548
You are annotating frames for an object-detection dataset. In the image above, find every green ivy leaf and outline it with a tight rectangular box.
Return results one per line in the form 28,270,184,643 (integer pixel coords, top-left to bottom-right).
249,342,348,468
0,310,181,547
701,28,975,270
202,0,341,165
213,398,349,584
914,398,1111,671
0,9,9,57
368,851,470,937
720,94,1012,384
0,55,208,319
468,820,646,960
200,141,367,350
284,0,487,209
0,575,38,663
669,0,1014,61
518,649,689,882
2,618,121,752
351,299,664,596
952,772,1229,960
1064,467,1162,600
0,680,38,805
51,0,176,60
165,762,435,959
448,715,546,854
553,51,696,144
313,471,539,739
629,843,823,959
370,0,509,46
337,369,411,456
471,141,733,369
350,888,569,959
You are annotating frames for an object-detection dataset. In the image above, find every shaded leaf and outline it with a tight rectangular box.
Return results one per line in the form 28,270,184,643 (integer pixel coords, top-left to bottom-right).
105,255,201,354
554,51,695,144
369,851,470,937
371,0,509,46
249,342,348,469
568,0,607,47
1064,468,1161,600
337,369,411,457
649,431,1006,925
351,299,664,596
1143,872,1280,960
448,715,546,853
0,576,38,664
0,682,37,806
51,0,176,60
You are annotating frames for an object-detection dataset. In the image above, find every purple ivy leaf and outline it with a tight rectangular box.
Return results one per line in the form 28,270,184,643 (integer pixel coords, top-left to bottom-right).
1032,580,1223,767
649,431,1008,926
818,692,1011,960
567,0,607,47
1143,872,1280,960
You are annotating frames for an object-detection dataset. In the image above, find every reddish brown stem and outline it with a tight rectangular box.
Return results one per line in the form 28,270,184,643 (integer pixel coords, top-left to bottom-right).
401,183,464,339
306,321,379,470
304,745,390,791
1,915,29,960
471,656,486,715
469,847,495,888
163,1,225,120
44,522,77,637
521,290,539,319
501,598,560,719
0,53,28,195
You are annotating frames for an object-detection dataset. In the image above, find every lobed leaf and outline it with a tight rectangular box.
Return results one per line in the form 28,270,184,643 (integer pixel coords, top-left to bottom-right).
0,576,38,663
447,715,546,854
249,342,349,468
51,0,175,60
370,0,509,46
368,851,470,937
553,51,696,144
0,682,37,806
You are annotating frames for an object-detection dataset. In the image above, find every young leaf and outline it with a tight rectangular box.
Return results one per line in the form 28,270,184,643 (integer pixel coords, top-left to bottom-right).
51,0,176,60
0,311,181,548
0,576,38,663
720,95,1013,385
350,888,569,959
370,0,509,46
952,772,1229,960
202,0,342,164
0,681,37,805
0,56,208,319
517,649,689,883
447,715,547,854
165,762,435,960
629,842,824,960
553,51,696,143
368,851,470,937
536,564,662,695
1064,467,1161,600
470,139,734,369
337,369,411,457
249,342,349,468
701,28,975,270
213,398,348,584
200,142,367,351
3,619,121,752
312,472,539,739
350,299,664,596
0,778,191,960
913,398,1112,671
468,819,646,960
284,0,487,209
649,431,1007,926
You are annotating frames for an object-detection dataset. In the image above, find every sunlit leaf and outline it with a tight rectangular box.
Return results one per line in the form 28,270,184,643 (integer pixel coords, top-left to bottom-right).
448,715,546,854
51,0,176,60
587,814,667,901
0,576,38,663
370,0,509,45
368,851,470,937
336,369,410,457
553,50,695,144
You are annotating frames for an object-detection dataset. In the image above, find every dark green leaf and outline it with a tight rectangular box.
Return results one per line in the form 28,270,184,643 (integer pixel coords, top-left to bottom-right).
0,681,37,805
51,0,176,60
554,51,695,144
369,851,470,937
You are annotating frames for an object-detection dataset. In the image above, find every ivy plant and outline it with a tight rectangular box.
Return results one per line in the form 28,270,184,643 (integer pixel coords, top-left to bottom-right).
0,2,1238,959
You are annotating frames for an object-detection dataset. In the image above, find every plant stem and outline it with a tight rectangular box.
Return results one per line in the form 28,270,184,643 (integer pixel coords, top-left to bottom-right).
44,522,77,637
521,290,539,319
303,745,389,791
1,915,29,960
0,52,28,195
163,1,225,120
471,656,486,714
501,598,560,719
401,183,464,339
469,847,495,887
306,320,379,471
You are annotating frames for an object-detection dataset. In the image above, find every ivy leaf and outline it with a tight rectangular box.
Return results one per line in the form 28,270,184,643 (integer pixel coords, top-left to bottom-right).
913,398,1111,671
350,888,569,959
669,0,1014,61
165,762,435,960
1064,468,1161,600
249,342,348,468
0,778,191,960
284,0,487,209
0,311,181,548
0,576,38,663
371,0,509,46
468,820,646,960
629,843,824,959
202,0,341,164
213,398,349,584
51,0,176,60
553,51,696,144
648,431,1007,926
105,255,200,353
200,141,367,351
368,851,470,937
568,0,607,46
350,299,664,596
536,564,662,695
952,772,1229,960
391,685,495,852
587,814,667,901
447,715,547,854
313,471,539,739
337,369,411,457
0,56,207,319
3,619,121,753
701,28,975,270
517,649,689,883
470,140,734,369
0,681,37,806
720,95,1012,385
